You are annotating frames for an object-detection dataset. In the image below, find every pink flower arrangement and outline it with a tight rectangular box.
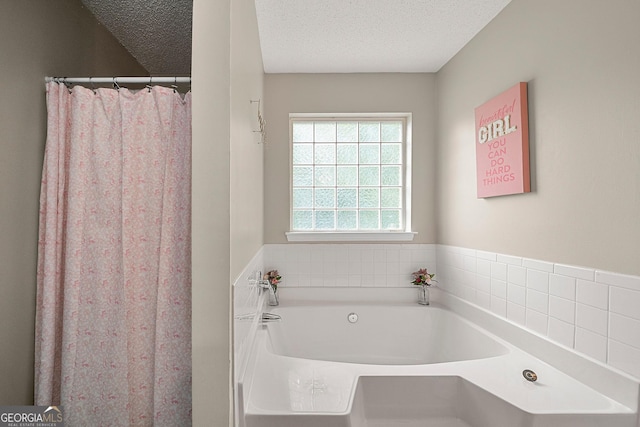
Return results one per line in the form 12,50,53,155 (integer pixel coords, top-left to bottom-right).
411,268,436,286
263,270,282,291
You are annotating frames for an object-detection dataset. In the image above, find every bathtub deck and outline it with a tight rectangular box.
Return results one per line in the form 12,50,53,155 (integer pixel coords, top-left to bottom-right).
244,330,636,427
242,303,639,427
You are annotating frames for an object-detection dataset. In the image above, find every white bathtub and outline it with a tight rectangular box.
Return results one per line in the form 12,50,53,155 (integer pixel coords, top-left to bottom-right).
267,305,509,365
241,291,640,427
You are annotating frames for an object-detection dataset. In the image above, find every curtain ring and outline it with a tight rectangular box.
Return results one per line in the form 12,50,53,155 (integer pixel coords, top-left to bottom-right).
62,77,72,93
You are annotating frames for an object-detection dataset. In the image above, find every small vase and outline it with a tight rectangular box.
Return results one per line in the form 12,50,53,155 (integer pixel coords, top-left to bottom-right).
268,287,279,306
418,285,430,305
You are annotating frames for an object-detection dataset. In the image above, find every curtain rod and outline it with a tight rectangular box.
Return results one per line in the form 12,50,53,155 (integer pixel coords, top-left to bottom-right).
45,76,191,84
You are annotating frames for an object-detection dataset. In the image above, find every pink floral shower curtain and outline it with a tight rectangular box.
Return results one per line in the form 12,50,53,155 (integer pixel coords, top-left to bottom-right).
35,82,192,426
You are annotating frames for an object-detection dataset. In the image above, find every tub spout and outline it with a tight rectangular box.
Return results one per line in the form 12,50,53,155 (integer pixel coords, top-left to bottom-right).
261,312,281,323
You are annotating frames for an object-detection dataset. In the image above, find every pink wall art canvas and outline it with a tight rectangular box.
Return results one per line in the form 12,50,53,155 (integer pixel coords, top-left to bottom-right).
475,82,530,198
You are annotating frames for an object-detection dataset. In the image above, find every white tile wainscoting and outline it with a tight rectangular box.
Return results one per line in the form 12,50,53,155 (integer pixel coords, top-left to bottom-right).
233,247,265,382
263,243,437,288
233,247,267,427
437,245,640,380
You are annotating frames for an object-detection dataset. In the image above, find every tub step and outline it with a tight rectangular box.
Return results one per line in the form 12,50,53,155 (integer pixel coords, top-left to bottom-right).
350,376,517,427
364,418,471,427
244,413,351,427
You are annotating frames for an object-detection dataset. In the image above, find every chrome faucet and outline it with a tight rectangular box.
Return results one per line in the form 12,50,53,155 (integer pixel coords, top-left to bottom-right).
257,278,279,306
233,312,281,323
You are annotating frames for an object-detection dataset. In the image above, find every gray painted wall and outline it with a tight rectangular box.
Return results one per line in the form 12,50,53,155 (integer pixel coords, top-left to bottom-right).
264,73,437,244
436,0,640,276
0,0,146,404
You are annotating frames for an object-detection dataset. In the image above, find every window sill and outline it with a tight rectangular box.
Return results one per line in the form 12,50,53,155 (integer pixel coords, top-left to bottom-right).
285,231,417,242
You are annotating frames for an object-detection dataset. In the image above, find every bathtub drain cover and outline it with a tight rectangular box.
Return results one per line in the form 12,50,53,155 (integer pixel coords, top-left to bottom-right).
347,312,358,323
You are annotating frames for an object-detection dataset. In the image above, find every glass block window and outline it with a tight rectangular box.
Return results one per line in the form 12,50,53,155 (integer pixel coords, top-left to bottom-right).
291,118,406,231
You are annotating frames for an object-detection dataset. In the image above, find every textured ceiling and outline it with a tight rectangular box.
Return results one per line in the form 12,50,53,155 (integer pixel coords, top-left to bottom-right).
80,0,511,75
80,0,192,75
256,0,512,73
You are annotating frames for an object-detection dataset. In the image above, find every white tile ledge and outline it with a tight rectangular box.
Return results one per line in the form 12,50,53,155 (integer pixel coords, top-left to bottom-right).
285,231,417,242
